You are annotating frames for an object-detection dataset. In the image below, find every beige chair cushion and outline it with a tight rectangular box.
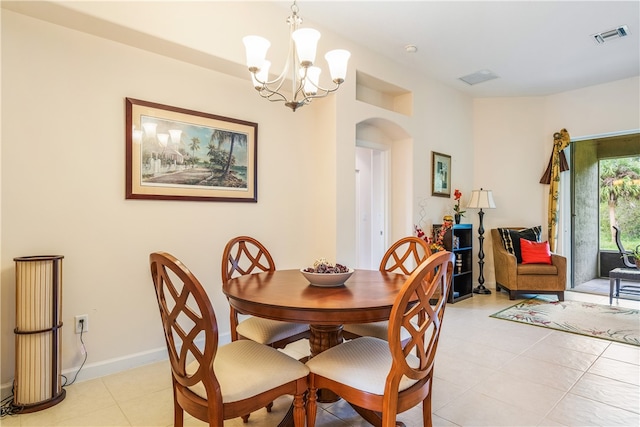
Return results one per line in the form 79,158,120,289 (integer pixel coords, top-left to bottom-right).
516,264,558,275
306,337,419,395
187,340,309,403
236,317,309,345
343,321,411,342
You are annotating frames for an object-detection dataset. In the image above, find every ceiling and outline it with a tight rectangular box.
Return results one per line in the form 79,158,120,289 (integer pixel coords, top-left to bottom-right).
284,1,640,98
3,1,638,100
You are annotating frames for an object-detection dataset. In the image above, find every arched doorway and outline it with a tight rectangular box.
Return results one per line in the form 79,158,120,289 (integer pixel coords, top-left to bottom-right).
355,118,412,269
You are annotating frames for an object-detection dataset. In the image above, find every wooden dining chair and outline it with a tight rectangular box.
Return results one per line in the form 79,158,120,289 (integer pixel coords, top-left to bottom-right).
305,250,454,427
343,236,432,342
222,236,310,348
149,251,308,427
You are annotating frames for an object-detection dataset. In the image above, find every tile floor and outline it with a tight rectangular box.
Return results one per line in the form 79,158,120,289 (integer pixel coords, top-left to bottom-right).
573,278,640,302
2,288,639,426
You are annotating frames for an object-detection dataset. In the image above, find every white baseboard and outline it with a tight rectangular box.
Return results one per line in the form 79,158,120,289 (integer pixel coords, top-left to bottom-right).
1,332,231,400
0,346,168,400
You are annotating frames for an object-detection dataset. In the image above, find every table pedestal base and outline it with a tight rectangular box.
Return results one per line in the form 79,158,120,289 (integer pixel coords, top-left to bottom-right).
309,324,343,357
309,324,343,402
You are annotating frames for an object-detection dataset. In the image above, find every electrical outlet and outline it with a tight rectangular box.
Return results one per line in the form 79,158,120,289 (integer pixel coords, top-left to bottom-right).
74,314,88,334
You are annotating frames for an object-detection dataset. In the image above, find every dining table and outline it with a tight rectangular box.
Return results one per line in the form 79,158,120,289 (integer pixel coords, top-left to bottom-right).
222,268,412,427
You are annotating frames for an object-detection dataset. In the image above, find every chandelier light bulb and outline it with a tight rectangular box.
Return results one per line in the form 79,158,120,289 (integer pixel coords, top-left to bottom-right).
292,28,320,67
303,66,321,95
325,49,350,83
243,35,271,71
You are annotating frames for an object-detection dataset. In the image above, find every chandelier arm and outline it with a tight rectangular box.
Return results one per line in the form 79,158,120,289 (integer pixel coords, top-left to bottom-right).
256,88,289,103
253,71,288,96
296,81,343,105
304,79,343,95
250,5,303,103
250,35,292,94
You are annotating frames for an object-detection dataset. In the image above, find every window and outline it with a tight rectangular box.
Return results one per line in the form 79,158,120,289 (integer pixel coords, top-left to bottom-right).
598,156,640,251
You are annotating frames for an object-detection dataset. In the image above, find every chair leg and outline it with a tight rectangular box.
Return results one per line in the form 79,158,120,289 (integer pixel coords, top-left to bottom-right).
306,387,318,427
293,391,305,427
266,401,273,412
241,414,250,423
174,403,184,427
172,388,184,427
423,395,433,427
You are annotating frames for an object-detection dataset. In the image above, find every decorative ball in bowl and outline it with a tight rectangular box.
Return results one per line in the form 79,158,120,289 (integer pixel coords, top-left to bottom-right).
300,260,353,287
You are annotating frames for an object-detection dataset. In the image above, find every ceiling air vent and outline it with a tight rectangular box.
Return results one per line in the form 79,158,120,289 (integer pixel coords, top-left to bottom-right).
592,25,629,44
459,69,499,86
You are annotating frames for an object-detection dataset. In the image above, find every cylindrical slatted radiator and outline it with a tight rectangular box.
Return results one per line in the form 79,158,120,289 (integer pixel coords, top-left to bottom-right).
13,255,66,412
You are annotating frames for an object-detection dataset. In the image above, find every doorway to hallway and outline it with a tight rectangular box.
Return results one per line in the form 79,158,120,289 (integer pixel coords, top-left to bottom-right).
355,145,387,269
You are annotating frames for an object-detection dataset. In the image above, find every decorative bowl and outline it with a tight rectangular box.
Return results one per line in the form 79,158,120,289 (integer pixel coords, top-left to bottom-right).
300,269,354,287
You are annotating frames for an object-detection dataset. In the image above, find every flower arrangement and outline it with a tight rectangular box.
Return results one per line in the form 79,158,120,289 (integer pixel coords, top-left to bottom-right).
431,222,451,252
415,225,434,250
415,224,450,253
453,189,465,217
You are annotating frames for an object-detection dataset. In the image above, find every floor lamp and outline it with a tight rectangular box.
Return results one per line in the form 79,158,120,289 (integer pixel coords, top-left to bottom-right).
14,255,66,412
467,188,496,294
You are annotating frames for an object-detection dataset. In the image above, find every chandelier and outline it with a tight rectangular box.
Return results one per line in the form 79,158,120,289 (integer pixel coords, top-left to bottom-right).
242,1,350,112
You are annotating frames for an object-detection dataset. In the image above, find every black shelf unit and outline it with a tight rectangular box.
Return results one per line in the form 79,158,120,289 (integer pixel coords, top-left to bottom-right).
433,223,473,303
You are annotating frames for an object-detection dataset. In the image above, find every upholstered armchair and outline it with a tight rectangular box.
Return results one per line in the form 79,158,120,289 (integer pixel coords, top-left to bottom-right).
491,227,566,301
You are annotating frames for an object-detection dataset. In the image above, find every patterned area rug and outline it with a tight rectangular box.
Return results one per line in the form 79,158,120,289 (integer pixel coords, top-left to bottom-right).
490,297,640,346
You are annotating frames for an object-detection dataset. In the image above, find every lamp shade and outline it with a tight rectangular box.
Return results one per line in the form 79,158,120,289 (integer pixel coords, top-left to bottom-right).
243,35,271,70
303,66,321,95
467,189,496,209
325,49,350,83
14,255,65,412
292,28,320,66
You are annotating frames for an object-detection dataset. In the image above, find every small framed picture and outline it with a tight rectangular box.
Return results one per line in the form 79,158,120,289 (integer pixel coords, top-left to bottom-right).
431,151,451,197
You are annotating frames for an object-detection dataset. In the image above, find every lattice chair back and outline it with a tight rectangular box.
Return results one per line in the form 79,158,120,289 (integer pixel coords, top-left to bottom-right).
220,236,310,346
305,250,455,427
149,252,222,425
388,250,454,384
221,236,276,282
379,236,432,275
150,251,309,426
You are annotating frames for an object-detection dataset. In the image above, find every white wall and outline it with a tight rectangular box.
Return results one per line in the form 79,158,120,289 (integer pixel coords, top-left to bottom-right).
0,8,326,387
473,76,640,285
3,0,635,392
1,2,476,390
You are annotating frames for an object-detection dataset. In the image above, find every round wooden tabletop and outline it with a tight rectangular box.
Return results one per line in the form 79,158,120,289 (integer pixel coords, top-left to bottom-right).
222,269,409,326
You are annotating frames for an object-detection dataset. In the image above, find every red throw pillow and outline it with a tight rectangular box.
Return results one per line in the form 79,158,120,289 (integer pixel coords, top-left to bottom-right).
519,238,552,264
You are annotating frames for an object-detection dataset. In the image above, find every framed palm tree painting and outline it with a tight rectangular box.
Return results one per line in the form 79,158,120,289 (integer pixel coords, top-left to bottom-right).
126,98,257,202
